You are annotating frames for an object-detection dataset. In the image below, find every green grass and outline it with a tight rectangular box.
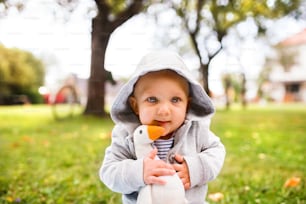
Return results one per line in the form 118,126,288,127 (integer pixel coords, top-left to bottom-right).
0,104,305,203
0,105,119,204
209,104,305,204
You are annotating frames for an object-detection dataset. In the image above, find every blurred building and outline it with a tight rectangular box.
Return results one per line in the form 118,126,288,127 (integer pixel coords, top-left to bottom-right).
267,28,306,102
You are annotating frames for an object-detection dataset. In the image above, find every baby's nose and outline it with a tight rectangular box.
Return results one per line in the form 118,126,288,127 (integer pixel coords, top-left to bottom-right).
157,103,170,115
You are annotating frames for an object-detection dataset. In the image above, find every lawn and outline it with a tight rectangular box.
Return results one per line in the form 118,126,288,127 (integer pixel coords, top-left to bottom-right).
0,104,305,203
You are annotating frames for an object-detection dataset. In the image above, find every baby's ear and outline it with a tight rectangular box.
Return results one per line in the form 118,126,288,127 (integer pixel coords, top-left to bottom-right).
128,96,139,114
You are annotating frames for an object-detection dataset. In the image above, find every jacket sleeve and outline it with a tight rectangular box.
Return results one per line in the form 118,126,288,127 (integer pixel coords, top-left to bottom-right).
99,125,145,194
184,122,226,188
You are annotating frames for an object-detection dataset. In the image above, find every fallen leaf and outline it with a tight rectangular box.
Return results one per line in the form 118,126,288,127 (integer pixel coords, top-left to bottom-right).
42,140,50,147
208,192,224,202
22,136,34,143
11,142,20,148
284,176,301,188
6,196,13,202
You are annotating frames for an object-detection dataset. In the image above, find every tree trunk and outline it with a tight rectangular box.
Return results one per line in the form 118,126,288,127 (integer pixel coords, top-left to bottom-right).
224,75,231,110
83,0,144,117
200,63,210,96
84,15,110,117
241,73,247,108
189,32,211,96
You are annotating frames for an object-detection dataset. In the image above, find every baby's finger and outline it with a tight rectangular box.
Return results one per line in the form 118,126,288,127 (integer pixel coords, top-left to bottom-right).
184,182,191,190
172,163,183,172
152,168,175,177
176,170,186,180
147,148,158,159
174,154,184,163
146,176,167,185
153,160,174,170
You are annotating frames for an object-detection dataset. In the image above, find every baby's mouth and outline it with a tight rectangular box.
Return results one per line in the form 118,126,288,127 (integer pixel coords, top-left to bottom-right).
155,120,170,126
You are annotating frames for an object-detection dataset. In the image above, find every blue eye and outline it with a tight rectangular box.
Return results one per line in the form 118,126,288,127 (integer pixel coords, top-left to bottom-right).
171,97,181,103
147,97,157,103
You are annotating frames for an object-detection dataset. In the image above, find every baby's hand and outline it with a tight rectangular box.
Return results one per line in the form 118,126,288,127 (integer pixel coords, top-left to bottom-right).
172,154,191,190
143,148,175,185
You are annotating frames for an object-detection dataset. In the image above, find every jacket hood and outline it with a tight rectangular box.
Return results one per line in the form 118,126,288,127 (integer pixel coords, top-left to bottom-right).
110,50,215,125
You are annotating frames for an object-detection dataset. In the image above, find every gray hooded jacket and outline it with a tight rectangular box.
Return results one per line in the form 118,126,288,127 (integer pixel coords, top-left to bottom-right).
100,51,225,204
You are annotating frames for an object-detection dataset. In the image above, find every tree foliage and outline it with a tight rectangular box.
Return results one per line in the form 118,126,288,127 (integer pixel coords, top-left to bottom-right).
0,0,24,17
0,44,45,104
1,0,148,113
171,0,302,95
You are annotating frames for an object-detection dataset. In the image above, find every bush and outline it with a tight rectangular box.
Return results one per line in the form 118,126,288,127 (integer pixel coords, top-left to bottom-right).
0,44,45,104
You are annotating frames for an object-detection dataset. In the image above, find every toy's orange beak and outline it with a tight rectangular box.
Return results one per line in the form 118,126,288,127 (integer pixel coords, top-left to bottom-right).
147,126,165,141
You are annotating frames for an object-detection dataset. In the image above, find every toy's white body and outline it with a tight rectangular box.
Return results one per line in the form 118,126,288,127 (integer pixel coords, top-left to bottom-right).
133,125,187,204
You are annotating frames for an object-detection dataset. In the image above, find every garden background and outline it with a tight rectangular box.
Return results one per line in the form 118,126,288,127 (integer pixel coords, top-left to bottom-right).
0,0,305,203
0,104,304,203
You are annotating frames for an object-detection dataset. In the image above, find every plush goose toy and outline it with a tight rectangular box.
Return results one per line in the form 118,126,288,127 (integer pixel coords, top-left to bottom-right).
133,125,187,204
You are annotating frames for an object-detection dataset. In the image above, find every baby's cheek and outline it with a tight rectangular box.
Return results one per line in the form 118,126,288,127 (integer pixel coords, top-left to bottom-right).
139,111,154,125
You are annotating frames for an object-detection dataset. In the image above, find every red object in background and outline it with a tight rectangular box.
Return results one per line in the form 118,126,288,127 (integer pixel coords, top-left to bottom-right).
55,92,66,103
42,92,66,104
43,93,50,104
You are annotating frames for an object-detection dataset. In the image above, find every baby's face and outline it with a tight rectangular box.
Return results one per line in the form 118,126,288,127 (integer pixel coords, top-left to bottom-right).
129,70,190,138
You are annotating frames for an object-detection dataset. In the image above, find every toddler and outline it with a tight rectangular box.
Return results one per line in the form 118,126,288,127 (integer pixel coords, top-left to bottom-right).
100,51,225,204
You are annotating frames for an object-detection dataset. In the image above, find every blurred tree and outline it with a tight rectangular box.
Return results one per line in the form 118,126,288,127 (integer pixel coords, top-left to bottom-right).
0,0,24,17
172,0,301,95
275,45,299,72
1,0,150,115
222,74,232,109
85,0,146,117
257,56,273,101
57,0,148,117
0,44,45,104
222,73,245,109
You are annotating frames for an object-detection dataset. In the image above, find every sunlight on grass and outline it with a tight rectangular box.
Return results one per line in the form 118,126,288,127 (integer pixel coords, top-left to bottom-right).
0,104,305,203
